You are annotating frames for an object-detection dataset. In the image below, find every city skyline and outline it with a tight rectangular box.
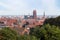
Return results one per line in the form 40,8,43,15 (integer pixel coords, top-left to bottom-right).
0,0,60,15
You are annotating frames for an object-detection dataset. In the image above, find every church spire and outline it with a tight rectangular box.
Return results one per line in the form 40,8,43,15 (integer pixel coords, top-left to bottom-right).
43,11,45,17
43,11,45,18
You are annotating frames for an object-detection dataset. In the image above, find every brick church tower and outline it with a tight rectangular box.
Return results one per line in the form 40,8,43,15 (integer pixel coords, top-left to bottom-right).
33,10,37,19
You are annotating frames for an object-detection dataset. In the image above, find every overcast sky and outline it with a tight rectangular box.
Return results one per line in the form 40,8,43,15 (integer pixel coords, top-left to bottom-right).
0,0,60,15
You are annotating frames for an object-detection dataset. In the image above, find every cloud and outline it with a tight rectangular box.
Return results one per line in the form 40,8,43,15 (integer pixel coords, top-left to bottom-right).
0,0,30,15
0,0,60,15
41,0,60,15
0,0,29,11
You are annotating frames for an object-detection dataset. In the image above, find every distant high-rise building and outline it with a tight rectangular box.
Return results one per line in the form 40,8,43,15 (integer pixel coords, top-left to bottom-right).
33,10,37,19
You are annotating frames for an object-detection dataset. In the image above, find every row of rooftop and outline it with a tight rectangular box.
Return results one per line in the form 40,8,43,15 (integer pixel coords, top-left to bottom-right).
0,10,46,35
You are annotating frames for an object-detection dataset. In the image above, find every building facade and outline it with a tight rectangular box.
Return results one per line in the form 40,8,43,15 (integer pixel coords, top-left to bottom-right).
0,10,46,35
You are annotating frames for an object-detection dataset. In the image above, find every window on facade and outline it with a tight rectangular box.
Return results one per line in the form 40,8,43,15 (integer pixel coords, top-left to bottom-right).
0,22,4,24
26,22,29,25
13,22,17,25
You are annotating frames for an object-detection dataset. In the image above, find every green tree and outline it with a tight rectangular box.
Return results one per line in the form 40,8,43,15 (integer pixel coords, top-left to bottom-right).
30,24,60,40
17,35,39,40
0,27,18,40
44,16,60,26
0,27,38,40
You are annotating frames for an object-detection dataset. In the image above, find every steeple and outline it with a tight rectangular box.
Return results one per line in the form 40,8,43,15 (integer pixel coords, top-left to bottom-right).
43,11,45,18
43,11,45,17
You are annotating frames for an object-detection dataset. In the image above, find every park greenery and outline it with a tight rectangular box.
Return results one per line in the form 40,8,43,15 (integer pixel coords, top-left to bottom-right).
44,16,60,26
0,16,60,40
